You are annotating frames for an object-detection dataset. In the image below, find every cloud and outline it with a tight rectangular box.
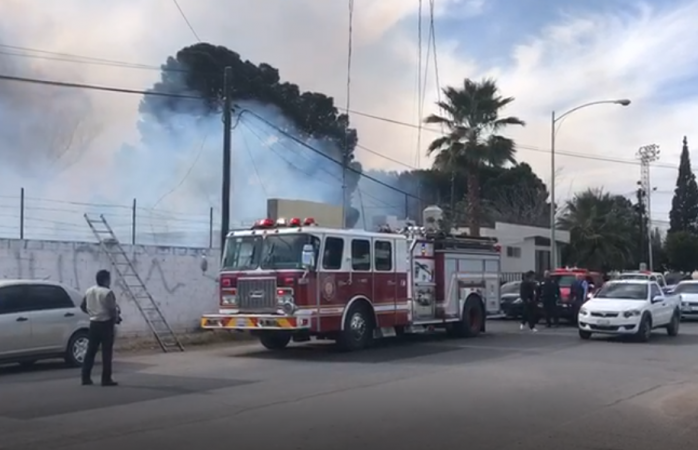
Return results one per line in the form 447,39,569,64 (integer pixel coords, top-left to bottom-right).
1,0,696,232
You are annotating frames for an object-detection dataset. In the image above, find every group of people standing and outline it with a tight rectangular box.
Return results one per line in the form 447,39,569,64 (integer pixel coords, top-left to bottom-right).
518,270,590,333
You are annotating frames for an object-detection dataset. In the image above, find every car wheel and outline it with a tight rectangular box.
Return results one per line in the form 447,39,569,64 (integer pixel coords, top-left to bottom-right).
65,330,89,367
579,330,592,340
667,312,680,337
636,315,652,343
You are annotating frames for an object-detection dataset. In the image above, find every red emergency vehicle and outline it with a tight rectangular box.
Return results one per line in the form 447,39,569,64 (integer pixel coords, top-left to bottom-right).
550,267,604,321
200,215,502,351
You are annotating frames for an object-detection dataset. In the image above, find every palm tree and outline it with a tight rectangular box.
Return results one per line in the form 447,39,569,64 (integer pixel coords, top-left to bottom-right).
557,189,638,270
424,78,525,236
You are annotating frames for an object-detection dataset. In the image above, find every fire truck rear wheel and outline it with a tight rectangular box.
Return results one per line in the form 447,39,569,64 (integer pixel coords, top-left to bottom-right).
259,332,292,350
337,302,375,351
447,295,484,338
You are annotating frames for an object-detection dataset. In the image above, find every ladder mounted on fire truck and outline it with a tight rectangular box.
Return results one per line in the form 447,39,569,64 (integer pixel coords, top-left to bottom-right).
83,214,184,353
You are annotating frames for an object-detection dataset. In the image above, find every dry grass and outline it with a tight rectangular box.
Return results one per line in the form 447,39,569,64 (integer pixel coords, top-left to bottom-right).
115,330,256,354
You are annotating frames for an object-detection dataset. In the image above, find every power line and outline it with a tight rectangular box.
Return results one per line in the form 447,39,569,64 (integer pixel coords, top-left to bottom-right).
171,0,201,42
0,72,684,172
239,118,401,210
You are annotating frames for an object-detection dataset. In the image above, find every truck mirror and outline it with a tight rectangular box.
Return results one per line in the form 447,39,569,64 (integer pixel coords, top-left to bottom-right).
301,244,315,271
200,255,208,273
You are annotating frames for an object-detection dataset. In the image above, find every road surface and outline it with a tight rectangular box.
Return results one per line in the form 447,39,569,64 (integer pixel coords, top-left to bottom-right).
2,320,698,450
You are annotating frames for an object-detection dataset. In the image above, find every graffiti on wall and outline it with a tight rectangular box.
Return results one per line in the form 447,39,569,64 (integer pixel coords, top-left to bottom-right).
1,239,221,332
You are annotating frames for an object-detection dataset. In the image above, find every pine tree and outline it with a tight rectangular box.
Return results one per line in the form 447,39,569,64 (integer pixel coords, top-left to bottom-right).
669,136,698,233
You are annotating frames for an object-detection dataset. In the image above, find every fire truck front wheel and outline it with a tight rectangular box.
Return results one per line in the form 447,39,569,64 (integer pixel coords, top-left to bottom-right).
258,331,292,350
337,302,375,351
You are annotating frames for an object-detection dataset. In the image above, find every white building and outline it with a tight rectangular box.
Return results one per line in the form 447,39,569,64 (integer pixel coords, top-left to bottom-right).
457,222,570,278
372,213,569,279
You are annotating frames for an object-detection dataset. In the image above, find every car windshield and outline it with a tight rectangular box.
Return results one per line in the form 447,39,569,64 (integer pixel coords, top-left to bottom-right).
500,282,520,295
551,274,577,287
222,234,320,270
593,282,648,300
673,283,698,294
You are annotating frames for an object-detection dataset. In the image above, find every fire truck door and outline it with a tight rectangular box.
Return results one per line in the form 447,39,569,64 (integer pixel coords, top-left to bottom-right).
373,238,397,327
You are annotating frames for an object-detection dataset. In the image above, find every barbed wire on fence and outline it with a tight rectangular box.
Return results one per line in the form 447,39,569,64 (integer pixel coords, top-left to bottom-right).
0,191,248,248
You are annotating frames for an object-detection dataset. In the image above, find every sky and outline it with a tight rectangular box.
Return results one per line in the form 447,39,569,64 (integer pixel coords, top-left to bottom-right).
2,0,698,241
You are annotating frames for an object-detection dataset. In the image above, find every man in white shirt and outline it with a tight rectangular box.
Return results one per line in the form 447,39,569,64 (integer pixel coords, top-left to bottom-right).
80,269,120,386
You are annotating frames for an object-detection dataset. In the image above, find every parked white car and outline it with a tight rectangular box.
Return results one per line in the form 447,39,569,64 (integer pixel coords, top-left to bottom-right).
0,280,90,367
672,280,698,319
577,280,681,342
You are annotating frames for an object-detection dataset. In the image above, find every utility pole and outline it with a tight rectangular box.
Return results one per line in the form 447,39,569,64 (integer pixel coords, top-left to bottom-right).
636,144,660,271
220,66,233,250
636,185,647,265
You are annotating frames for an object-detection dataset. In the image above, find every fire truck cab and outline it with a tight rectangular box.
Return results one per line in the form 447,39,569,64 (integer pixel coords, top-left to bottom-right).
201,208,502,351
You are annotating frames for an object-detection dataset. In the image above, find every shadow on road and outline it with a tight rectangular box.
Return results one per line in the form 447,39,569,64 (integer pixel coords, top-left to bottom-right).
232,332,507,364
592,332,698,346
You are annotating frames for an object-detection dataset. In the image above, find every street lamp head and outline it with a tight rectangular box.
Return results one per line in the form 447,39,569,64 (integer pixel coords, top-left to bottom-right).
615,99,631,106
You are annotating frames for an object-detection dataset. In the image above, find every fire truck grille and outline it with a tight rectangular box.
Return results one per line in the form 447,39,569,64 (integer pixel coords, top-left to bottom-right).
237,277,277,311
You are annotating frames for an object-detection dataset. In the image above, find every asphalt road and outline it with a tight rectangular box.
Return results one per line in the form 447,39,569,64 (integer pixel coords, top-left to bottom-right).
2,320,698,450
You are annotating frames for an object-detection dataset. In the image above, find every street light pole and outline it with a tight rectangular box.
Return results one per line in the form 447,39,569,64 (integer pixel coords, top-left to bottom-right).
549,98,631,269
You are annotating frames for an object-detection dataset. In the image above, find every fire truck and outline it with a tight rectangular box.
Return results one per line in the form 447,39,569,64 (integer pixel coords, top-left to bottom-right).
550,267,604,321
200,206,502,351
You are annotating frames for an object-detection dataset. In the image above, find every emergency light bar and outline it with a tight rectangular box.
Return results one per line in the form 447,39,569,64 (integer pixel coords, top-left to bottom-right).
251,217,317,230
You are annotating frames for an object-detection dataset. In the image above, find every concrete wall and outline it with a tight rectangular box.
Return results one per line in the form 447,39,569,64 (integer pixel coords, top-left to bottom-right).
0,239,221,337
267,198,343,228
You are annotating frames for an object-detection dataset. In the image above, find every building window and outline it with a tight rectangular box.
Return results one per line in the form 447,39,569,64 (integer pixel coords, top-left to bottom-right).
506,246,521,258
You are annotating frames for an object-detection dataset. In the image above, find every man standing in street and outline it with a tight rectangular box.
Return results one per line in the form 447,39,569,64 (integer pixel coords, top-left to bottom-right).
519,271,538,333
80,269,120,387
569,273,589,324
538,270,561,328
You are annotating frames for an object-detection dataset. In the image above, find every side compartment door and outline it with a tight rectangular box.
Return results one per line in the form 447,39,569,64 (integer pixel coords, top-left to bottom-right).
373,238,396,327
483,259,501,315
24,284,78,352
0,285,32,358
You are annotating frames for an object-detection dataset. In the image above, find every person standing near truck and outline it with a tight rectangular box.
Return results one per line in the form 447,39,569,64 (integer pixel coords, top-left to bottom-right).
538,270,561,328
519,271,538,333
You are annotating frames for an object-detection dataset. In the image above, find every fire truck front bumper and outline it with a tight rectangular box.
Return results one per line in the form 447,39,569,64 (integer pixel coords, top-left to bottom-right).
200,314,312,331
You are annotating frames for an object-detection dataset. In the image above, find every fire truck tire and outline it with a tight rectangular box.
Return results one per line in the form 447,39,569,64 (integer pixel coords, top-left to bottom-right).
259,332,292,350
447,295,484,338
337,302,375,351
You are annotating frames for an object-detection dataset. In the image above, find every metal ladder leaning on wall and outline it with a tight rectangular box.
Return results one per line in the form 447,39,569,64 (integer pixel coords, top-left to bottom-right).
83,214,184,353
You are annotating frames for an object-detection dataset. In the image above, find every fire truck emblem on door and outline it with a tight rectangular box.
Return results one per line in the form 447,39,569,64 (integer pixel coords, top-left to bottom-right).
322,277,336,301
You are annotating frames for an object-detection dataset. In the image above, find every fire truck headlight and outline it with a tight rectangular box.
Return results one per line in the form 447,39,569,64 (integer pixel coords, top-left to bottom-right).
281,302,296,315
276,288,294,305
221,295,237,306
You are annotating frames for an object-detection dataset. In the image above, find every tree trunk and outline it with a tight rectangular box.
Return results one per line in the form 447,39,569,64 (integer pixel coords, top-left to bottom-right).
466,166,481,236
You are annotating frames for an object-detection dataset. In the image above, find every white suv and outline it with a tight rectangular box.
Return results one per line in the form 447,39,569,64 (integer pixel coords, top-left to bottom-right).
0,280,90,367
578,280,681,342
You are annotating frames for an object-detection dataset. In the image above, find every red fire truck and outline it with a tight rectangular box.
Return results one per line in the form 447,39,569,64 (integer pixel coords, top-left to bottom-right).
200,214,502,351
550,267,604,321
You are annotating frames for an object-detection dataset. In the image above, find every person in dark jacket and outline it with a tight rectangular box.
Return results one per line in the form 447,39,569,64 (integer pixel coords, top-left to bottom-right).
519,270,538,333
538,270,561,328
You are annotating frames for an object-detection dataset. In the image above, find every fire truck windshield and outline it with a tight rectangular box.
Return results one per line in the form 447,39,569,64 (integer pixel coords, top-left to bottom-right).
222,234,320,270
